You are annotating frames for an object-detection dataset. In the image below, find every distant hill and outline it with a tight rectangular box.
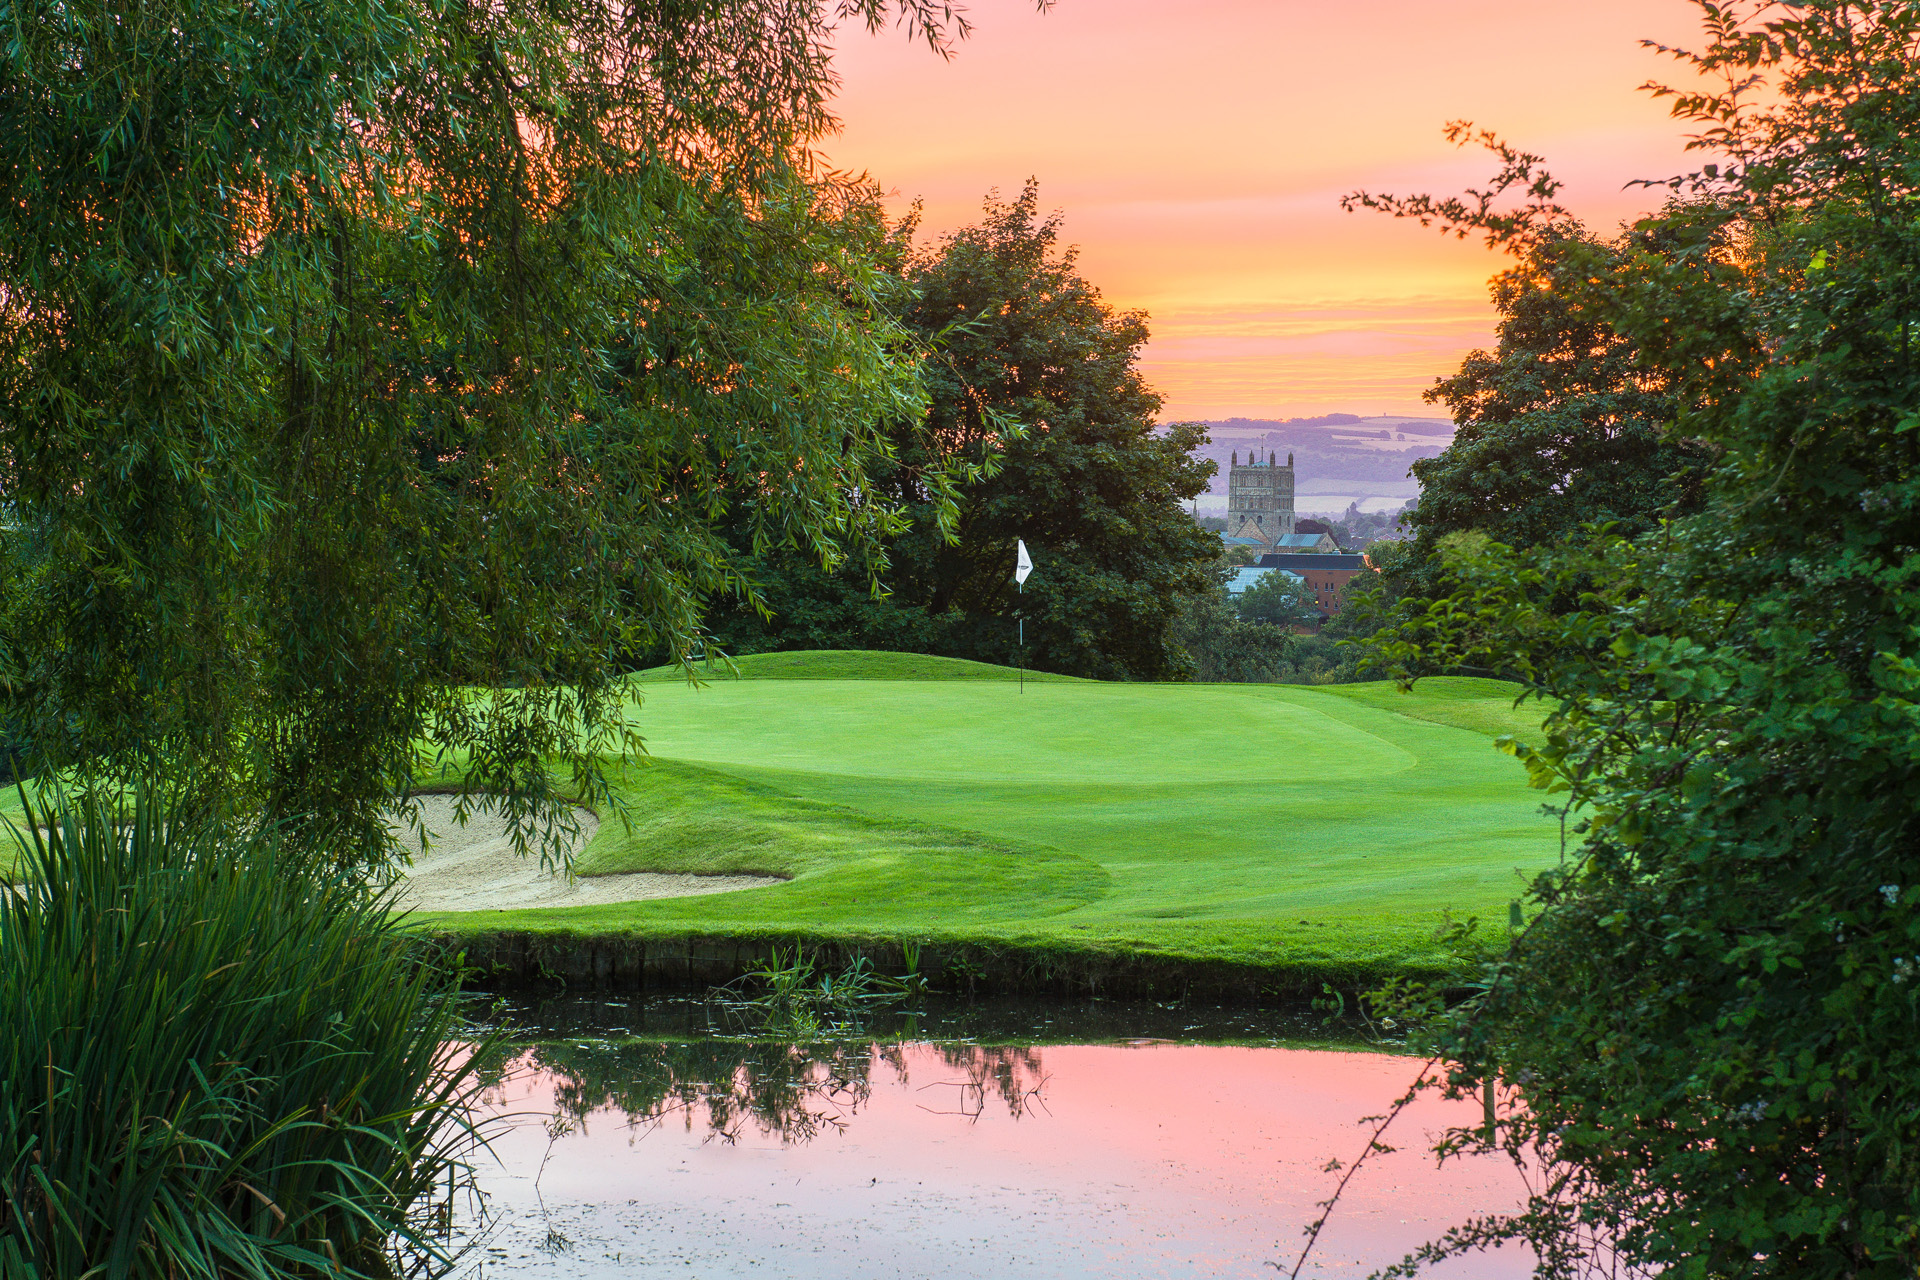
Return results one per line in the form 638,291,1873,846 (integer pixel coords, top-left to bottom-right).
1183,414,1454,493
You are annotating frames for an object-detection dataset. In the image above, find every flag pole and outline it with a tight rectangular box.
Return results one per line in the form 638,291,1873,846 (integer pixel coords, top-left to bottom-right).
1014,539,1034,694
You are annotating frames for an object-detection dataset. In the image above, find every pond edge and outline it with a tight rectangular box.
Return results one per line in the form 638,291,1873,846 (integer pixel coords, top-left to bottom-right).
425,929,1450,1006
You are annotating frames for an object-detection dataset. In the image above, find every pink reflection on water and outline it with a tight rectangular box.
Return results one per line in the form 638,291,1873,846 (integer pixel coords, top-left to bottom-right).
462,1044,1531,1279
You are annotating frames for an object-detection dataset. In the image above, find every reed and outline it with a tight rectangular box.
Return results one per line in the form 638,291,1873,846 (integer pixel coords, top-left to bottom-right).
0,790,489,1279
714,945,929,1038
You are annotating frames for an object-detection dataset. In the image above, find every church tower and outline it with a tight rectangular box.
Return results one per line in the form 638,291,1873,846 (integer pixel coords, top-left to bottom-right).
1225,449,1296,546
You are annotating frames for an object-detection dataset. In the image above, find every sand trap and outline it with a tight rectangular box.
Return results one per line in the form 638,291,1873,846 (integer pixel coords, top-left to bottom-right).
389,795,781,913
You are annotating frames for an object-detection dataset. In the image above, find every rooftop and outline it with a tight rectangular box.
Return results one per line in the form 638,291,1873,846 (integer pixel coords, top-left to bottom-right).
1253,553,1368,570
1225,566,1304,596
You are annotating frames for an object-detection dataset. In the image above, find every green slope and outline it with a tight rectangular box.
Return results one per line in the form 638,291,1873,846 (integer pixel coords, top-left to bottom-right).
1317,675,1555,743
631,649,1088,683
565,757,1109,928
426,670,1560,976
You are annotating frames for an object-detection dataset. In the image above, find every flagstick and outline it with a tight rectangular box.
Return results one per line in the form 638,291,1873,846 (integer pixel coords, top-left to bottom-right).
1013,538,1033,695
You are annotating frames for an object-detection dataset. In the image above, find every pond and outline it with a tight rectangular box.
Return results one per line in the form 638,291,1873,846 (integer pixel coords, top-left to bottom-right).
449,996,1533,1279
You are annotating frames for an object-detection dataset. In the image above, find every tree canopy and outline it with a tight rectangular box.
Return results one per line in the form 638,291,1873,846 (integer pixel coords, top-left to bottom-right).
1236,571,1318,630
708,183,1220,681
1410,230,1709,552
1340,3,1920,1274
0,0,1005,860
1336,220,1712,647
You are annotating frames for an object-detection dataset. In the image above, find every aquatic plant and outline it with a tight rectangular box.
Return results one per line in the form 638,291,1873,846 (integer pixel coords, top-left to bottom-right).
0,790,492,1279
713,946,930,1037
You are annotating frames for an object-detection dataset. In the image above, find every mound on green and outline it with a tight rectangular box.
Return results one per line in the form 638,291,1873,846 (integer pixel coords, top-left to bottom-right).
564,758,1108,927
631,649,1089,682
419,670,1561,982
1318,675,1556,743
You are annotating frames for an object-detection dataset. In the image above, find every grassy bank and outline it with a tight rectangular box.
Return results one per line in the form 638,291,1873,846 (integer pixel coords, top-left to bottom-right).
422,657,1559,996
634,648,1091,682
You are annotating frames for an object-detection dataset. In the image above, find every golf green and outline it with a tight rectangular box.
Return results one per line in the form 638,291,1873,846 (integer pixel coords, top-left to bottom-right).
3,656,1560,977
436,659,1563,976
619,678,1552,925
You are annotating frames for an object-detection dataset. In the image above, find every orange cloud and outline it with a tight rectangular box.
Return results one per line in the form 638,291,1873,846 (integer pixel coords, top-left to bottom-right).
825,0,1713,419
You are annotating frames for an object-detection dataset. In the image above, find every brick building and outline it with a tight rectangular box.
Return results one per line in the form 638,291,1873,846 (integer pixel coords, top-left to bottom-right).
1253,552,1368,620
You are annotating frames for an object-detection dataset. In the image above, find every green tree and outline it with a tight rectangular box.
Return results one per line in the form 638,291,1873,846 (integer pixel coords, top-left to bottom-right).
1168,588,1297,683
1329,4,1920,1275
1236,570,1318,629
1411,231,1708,548
1342,206,1711,627
710,183,1220,681
0,0,993,861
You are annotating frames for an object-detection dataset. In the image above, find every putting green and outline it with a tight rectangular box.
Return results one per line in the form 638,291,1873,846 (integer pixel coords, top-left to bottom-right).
431,659,1562,975
8,654,1561,974
614,676,1552,924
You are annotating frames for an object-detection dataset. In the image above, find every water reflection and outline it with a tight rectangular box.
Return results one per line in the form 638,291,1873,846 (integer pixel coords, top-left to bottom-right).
453,1003,1531,1280
507,1039,1046,1147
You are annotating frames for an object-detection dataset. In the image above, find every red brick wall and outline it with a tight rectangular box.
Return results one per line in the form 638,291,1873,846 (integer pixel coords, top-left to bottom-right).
1299,569,1359,615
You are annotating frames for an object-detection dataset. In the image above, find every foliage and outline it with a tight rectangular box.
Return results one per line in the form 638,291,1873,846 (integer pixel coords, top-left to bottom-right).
0,0,999,866
519,1036,1047,1146
1322,544,1400,643
1409,232,1706,555
706,182,1221,681
1284,634,1365,685
1334,3,1920,1275
0,790,491,1279
1173,560,1364,682
1166,554,1298,680
1171,587,1299,681
0,520,46,786
714,946,930,1037
1345,158,1710,657
1237,571,1320,629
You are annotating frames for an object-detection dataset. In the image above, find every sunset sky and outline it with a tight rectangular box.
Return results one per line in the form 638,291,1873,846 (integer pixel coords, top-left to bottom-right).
822,0,1713,421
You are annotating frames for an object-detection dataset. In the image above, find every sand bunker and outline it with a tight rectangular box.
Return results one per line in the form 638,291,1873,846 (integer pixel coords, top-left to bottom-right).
389,794,780,913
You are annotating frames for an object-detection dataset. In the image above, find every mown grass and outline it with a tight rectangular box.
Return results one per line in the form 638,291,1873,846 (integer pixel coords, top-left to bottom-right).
2,656,1560,980
0,782,51,882
1318,675,1556,743
419,659,1561,980
567,758,1110,927
631,648,1090,682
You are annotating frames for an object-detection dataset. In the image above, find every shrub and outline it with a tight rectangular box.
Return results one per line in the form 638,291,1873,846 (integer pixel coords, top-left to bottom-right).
0,791,489,1279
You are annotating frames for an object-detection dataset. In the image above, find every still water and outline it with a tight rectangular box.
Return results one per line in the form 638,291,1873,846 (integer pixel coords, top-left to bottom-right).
452,997,1531,1280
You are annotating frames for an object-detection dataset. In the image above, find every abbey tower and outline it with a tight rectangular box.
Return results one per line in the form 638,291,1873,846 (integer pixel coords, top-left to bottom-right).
1225,450,1295,545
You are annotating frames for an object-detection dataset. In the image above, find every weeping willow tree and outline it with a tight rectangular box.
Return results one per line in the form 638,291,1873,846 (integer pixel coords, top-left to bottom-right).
0,0,998,862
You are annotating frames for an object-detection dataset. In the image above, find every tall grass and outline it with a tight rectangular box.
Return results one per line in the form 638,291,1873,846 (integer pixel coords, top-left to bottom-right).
0,791,489,1279
713,945,930,1038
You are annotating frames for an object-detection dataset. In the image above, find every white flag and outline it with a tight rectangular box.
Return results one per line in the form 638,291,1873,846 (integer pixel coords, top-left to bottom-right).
1014,539,1034,586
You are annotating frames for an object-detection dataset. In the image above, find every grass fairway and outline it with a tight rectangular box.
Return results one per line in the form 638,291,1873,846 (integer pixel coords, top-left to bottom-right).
426,655,1561,982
